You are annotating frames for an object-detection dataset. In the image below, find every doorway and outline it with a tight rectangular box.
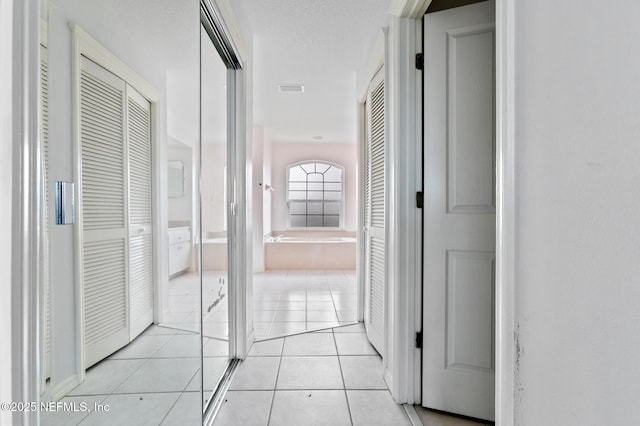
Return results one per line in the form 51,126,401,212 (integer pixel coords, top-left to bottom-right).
421,0,496,422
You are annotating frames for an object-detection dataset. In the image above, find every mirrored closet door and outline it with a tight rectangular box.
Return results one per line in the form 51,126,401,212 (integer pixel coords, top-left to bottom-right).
40,0,205,424
198,2,245,414
197,21,232,409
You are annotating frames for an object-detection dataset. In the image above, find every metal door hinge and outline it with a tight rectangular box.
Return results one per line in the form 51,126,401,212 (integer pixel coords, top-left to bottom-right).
416,331,423,349
416,191,424,209
415,53,424,70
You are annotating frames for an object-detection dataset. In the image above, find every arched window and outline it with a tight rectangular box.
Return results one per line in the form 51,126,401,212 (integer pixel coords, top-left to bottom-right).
287,161,344,228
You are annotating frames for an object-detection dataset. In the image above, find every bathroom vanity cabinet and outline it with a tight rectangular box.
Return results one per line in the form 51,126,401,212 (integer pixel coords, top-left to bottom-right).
168,227,191,277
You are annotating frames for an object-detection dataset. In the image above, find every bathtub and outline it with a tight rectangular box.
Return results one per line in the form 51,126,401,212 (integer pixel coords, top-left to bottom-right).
269,236,355,243
265,232,356,270
196,235,228,271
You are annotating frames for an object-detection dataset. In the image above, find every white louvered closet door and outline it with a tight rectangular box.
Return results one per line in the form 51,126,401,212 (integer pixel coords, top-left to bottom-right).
40,45,51,382
364,68,385,355
127,86,153,339
80,57,130,368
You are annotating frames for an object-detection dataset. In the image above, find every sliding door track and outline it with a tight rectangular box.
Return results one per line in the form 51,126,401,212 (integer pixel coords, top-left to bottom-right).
203,358,241,425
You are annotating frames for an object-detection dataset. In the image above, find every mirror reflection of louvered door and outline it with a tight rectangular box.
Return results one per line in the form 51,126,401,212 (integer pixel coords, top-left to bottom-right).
80,57,130,368
127,87,154,339
79,57,155,367
40,45,52,383
364,67,385,355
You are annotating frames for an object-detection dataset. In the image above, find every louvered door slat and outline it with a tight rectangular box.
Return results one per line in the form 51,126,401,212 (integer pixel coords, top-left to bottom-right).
127,87,153,339
129,234,153,336
370,237,385,334
364,68,385,355
80,57,129,368
83,240,127,350
127,94,152,225
370,80,385,229
41,45,51,382
364,100,370,228
81,69,125,232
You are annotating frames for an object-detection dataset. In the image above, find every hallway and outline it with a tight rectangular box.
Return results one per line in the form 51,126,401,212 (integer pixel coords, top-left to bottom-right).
215,324,409,426
215,324,492,425
253,270,357,339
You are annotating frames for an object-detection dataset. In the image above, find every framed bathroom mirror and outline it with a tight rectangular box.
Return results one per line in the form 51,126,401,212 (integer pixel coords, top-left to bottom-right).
168,160,185,197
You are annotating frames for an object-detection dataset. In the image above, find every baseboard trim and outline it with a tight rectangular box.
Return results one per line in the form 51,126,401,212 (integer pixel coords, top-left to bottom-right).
404,404,423,426
51,374,79,401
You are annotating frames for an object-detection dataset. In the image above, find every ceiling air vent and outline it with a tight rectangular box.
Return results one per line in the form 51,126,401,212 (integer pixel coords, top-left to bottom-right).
278,84,304,93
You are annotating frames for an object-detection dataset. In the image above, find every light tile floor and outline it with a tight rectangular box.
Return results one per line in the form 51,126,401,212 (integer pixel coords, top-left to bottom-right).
42,270,358,425
161,270,357,340
253,270,357,340
42,325,227,426
214,323,412,426
162,271,230,341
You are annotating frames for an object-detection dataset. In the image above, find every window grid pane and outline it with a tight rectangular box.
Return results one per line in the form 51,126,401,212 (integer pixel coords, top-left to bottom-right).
287,162,343,228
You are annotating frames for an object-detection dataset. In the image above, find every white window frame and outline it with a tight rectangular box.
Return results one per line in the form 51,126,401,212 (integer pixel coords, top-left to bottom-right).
285,160,345,230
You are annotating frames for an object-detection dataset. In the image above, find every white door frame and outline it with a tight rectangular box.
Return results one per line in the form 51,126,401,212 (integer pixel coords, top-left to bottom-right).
355,12,425,404
382,15,422,401
385,1,516,426
494,0,516,422
2,0,41,424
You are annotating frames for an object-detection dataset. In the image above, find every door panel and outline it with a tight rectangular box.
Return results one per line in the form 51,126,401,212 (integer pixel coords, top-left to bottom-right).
446,251,494,372
422,1,496,421
127,87,153,339
364,68,385,355
40,44,51,383
446,26,495,214
80,57,129,368
80,58,156,366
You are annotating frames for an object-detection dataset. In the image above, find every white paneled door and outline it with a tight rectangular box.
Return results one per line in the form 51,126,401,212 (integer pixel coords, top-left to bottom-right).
79,57,154,368
422,1,496,421
364,67,385,355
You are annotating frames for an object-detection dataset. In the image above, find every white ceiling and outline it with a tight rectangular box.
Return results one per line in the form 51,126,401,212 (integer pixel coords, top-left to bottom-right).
52,0,390,145
233,0,391,143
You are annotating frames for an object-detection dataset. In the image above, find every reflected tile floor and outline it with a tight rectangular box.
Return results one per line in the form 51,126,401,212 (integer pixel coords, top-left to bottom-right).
253,270,357,340
162,271,230,340
42,325,227,426
215,323,413,426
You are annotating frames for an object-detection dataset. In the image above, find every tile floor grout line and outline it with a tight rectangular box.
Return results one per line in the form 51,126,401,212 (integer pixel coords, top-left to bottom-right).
53,393,109,426
264,293,281,339
278,354,372,358
234,387,386,392
332,329,355,426
72,389,199,397
157,391,185,425
266,334,286,425
95,354,150,397
305,280,309,331
328,276,342,324
74,393,111,426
